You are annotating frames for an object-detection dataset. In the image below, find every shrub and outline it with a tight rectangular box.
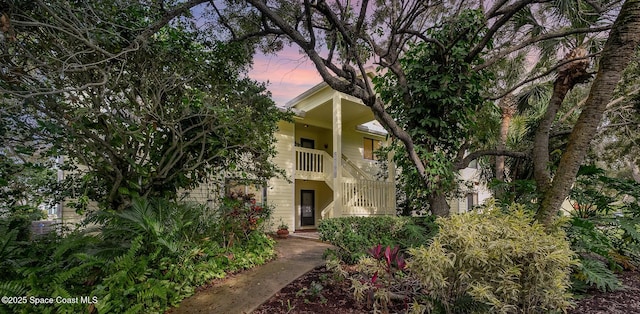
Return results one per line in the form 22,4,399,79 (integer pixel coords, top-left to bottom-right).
567,217,623,292
318,216,436,263
565,166,640,292
408,206,577,314
0,197,276,314
349,245,413,312
215,191,273,247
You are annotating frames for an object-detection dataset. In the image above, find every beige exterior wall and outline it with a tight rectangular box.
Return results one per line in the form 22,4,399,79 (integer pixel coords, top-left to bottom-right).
60,201,95,225
341,127,386,178
179,180,224,207
294,123,333,154
267,120,296,231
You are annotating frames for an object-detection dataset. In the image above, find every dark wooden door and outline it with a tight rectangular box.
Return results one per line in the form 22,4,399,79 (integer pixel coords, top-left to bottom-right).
300,190,315,226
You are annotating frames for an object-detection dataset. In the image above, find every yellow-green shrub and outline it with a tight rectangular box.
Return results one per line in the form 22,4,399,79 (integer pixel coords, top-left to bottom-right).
408,206,578,313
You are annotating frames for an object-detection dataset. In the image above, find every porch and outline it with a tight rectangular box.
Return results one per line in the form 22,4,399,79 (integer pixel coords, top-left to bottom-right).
293,146,395,226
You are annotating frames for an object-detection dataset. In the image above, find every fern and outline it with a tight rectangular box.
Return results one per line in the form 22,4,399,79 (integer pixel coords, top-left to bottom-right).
0,281,27,297
451,294,488,314
123,304,145,314
574,258,622,292
54,262,94,285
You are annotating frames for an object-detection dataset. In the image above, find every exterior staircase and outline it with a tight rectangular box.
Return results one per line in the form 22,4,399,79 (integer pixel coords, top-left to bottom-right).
294,147,395,218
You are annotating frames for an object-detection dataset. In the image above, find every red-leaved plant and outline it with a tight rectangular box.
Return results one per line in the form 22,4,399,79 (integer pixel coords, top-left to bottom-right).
354,244,409,312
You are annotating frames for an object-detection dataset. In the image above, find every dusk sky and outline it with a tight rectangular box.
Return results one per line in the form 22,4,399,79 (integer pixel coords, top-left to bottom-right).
248,46,320,107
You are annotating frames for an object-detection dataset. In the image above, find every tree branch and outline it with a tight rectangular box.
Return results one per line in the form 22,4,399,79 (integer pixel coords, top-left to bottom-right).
489,53,599,100
455,150,527,170
478,25,611,71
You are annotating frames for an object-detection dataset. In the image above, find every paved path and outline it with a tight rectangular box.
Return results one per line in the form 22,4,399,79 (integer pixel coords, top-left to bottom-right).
169,237,332,314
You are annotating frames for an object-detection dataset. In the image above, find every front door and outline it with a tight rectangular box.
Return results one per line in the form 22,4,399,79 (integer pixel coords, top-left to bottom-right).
300,190,315,226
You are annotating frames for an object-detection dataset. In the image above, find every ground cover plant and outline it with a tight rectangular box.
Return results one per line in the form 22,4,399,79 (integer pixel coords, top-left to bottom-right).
318,216,437,264
254,265,640,314
0,193,276,314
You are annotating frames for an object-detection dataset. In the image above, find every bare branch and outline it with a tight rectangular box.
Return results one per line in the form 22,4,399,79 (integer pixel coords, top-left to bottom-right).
478,25,612,71
489,53,599,100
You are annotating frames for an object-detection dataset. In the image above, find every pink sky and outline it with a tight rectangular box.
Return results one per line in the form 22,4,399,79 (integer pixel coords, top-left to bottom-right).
249,46,320,107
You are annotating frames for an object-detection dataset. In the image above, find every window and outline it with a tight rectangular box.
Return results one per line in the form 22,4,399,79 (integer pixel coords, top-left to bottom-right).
225,179,266,205
363,137,382,160
466,193,478,212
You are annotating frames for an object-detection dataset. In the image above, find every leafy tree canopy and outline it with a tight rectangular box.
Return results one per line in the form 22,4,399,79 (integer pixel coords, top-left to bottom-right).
374,10,496,211
1,1,287,211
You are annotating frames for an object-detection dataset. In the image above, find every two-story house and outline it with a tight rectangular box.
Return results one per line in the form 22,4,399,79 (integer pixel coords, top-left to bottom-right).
265,81,397,231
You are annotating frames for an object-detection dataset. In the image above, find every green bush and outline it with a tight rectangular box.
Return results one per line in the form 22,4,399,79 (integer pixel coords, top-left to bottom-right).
0,197,276,314
565,166,640,292
214,191,273,247
408,207,577,314
318,216,436,263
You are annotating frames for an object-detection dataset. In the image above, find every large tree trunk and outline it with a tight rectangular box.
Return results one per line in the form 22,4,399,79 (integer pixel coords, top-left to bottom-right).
533,47,591,194
535,0,640,226
428,192,451,217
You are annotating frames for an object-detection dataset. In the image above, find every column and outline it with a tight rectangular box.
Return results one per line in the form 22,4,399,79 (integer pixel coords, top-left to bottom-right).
332,92,343,217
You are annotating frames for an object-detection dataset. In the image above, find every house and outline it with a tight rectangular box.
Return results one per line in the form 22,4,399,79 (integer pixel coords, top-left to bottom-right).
51,80,489,232
221,80,491,231
263,81,398,231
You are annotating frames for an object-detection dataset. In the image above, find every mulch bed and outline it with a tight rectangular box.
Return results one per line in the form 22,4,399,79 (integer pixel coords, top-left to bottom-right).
254,266,640,314
254,266,376,314
567,270,640,314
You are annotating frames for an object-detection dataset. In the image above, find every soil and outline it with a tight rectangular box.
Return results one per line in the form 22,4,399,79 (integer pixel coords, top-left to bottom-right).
567,271,640,314
253,266,370,314
254,267,640,314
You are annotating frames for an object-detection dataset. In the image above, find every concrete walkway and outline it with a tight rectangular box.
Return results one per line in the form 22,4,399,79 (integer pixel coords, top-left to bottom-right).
169,237,332,314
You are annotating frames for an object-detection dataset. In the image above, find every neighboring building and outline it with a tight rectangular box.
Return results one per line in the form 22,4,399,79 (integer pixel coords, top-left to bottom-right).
449,160,492,214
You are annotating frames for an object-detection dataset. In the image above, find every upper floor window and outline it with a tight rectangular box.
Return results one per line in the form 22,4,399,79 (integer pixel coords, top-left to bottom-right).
363,137,381,160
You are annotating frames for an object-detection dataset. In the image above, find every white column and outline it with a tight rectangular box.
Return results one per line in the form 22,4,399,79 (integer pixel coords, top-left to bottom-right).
387,151,396,183
387,150,396,213
332,92,343,217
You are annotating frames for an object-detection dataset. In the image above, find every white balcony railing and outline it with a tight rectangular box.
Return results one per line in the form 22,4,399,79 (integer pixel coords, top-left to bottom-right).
295,147,329,175
295,147,396,217
342,178,395,215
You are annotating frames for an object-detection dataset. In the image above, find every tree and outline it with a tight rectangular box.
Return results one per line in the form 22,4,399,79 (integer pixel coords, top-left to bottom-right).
5,0,636,224
1,1,286,211
534,0,640,226
591,51,640,183
374,10,497,215
201,0,626,219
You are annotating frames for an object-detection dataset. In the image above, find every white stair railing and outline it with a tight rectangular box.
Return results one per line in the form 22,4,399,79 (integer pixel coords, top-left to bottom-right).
341,154,373,180
342,178,395,214
320,200,335,219
295,147,396,216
